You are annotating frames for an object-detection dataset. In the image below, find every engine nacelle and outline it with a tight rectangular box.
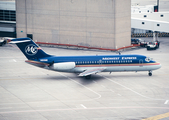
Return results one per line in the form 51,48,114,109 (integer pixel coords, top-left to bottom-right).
50,62,75,71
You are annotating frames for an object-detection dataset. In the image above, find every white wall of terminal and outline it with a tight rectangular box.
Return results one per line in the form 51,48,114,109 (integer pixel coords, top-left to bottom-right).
132,12,169,22
131,12,169,32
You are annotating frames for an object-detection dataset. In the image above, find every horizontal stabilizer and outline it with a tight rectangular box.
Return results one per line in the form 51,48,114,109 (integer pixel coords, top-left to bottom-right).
9,40,31,44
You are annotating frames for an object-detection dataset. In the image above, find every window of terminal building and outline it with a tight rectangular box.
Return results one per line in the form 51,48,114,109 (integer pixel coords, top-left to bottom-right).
142,22,145,25
157,24,160,26
161,15,164,17
144,15,147,17
0,10,16,21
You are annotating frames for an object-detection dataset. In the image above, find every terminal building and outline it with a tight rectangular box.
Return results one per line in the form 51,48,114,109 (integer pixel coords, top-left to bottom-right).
15,0,131,49
1,0,169,49
0,1,16,37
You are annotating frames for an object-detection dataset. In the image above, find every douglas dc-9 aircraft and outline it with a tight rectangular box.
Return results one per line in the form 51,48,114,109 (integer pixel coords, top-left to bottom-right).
9,38,161,79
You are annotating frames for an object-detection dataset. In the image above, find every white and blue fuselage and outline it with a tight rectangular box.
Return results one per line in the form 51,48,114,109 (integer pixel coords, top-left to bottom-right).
38,54,160,73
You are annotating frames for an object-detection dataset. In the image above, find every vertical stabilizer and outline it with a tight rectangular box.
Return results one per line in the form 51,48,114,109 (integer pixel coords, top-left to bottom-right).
10,38,51,60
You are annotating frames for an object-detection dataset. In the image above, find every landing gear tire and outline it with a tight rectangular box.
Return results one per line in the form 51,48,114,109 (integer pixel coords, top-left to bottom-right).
85,75,91,79
148,71,152,76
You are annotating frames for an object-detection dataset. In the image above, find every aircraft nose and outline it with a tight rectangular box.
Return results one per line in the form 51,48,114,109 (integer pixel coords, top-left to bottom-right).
156,62,161,69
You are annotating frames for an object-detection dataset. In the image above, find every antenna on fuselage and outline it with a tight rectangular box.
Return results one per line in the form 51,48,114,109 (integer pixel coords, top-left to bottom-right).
116,51,122,55
116,48,124,55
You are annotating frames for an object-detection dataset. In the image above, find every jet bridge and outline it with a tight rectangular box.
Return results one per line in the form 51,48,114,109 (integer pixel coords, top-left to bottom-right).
131,12,169,33
131,12,169,41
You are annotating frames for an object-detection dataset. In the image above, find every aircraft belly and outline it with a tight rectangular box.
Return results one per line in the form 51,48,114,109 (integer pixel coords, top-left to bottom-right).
73,67,98,73
106,64,160,72
146,64,161,71
73,63,161,73
104,65,148,72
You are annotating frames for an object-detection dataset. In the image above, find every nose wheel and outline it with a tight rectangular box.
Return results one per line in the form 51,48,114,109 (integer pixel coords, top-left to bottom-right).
148,71,152,76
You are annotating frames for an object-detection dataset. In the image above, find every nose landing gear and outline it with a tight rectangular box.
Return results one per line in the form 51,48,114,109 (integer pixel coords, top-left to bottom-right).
148,71,152,76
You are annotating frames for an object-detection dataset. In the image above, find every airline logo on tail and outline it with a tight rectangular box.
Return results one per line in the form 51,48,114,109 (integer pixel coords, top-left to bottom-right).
25,44,38,56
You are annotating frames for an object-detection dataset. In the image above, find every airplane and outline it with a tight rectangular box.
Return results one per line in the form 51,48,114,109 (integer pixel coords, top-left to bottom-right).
9,37,161,79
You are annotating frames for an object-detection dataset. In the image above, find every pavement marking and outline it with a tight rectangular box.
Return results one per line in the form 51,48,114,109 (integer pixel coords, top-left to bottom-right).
57,72,102,101
142,112,169,120
110,89,114,92
1,106,169,114
117,94,122,96
100,75,165,101
0,107,12,110
164,100,169,104
13,59,17,62
93,80,97,83
80,104,87,109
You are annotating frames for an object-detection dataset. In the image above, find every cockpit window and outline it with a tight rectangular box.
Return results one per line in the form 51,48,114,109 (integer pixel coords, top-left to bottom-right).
145,57,151,62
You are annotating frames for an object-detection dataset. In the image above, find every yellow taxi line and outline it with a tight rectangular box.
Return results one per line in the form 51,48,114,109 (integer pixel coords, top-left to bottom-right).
143,112,169,120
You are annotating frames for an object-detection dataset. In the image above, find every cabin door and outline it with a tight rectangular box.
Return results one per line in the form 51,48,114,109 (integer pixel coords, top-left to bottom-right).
139,59,143,67
99,60,102,66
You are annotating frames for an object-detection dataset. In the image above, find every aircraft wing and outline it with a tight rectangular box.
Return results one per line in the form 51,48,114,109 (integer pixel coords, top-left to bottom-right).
78,68,105,76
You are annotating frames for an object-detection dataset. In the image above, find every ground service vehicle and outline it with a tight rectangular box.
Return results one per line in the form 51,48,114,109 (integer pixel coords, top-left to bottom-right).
147,41,160,50
0,38,6,46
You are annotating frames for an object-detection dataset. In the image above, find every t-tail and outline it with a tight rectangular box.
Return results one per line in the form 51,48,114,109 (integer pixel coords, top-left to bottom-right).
9,38,51,60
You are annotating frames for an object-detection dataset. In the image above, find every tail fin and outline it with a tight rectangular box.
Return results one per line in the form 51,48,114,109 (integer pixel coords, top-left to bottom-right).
10,38,51,60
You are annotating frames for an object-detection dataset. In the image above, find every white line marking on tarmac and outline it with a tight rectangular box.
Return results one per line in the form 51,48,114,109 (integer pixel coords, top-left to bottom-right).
110,89,114,92
13,59,16,62
100,75,165,101
81,104,87,109
164,100,169,104
117,94,122,96
93,80,97,83
1,106,169,114
57,72,102,101
0,107,12,110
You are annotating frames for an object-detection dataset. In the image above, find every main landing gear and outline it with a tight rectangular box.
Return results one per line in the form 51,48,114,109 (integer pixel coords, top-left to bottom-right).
85,75,91,79
148,71,152,76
